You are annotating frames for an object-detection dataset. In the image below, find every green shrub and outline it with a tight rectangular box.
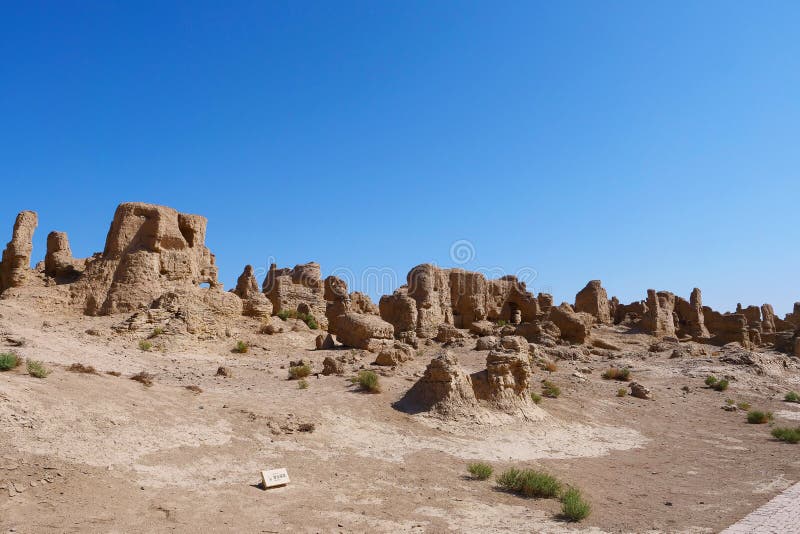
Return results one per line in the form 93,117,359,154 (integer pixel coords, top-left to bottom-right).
712,379,729,392
303,314,319,330
496,319,508,327
772,427,800,444
725,398,735,406
747,410,773,424
496,468,562,498
737,401,751,411
541,380,560,398
357,370,381,393
233,341,249,354
0,353,21,371
705,376,718,387
288,364,312,380
602,367,631,381
530,392,542,404
496,468,523,490
560,487,591,521
298,379,309,390
26,360,49,378
276,309,318,329
148,327,164,339
138,340,152,351
616,388,627,397
467,462,493,480
785,391,800,403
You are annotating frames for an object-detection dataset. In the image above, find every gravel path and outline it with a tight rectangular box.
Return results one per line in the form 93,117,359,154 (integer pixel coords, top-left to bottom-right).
722,482,800,533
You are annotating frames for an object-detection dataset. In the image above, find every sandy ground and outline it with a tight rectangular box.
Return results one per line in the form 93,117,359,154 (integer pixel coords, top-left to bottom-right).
2,298,800,533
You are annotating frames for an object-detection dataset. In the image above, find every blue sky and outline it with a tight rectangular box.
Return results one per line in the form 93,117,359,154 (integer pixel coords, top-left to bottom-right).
2,1,799,314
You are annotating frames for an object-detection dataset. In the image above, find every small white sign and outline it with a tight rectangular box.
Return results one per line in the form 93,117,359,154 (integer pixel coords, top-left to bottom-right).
261,468,290,489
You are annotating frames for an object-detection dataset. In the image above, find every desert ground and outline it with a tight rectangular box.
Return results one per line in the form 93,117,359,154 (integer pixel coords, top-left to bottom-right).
3,295,800,533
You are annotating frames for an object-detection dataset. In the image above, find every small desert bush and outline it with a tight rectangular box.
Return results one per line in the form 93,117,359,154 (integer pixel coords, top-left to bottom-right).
148,327,164,339
298,379,309,390
496,468,523,491
130,371,154,387
602,367,631,381
0,353,21,371
711,379,729,392
616,388,627,397
184,385,202,394
68,363,98,374
496,319,508,327
705,376,718,387
26,360,50,378
496,468,562,498
530,392,542,404
233,341,249,354
747,410,773,424
772,427,800,444
543,360,557,373
785,391,800,403
356,370,381,393
725,398,735,405
303,314,319,330
288,364,312,380
737,401,751,411
106,370,122,377
467,462,493,480
541,380,560,399
138,340,153,351
560,487,591,521
276,309,318,329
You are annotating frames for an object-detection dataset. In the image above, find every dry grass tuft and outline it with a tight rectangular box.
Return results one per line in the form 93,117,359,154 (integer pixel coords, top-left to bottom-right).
68,363,98,374
288,364,312,380
130,371,154,387
541,380,561,398
356,370,381,393
26,360,50,378
602,367,631,381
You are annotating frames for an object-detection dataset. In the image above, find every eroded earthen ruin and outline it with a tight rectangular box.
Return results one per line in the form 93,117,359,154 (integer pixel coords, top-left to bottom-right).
0,202,798,360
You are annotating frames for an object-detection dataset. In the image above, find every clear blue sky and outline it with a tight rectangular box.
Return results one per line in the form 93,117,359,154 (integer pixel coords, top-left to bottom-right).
2,1,799,314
